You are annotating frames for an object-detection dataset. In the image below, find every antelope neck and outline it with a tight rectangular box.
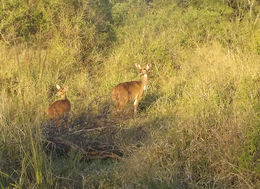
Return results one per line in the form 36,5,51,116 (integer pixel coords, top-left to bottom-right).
141,74,148,88
61,94,67,100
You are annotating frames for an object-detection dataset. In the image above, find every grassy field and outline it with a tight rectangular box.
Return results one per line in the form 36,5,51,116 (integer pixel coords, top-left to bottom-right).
0,0,260,188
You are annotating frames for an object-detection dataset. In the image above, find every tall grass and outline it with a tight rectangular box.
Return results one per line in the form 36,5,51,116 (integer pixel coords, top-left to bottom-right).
0,0,260,188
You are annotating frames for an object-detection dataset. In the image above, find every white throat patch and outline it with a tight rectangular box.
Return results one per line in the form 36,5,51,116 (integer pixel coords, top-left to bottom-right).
143,85,146,90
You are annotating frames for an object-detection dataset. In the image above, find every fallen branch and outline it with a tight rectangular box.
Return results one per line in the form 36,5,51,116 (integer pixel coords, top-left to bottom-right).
42,133,123,160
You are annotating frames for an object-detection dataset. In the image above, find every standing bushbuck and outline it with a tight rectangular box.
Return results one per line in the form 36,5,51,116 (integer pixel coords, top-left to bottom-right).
46,85,71,126
112,63,151,117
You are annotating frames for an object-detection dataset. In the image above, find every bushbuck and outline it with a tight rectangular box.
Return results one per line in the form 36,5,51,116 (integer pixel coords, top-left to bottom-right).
46,85,71,126
112,63,151,117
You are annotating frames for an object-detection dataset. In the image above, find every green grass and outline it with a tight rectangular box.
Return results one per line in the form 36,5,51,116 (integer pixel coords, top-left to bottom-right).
0,0,260,188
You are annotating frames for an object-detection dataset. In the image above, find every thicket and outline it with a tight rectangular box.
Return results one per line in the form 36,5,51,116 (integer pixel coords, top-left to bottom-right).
0,0,260,188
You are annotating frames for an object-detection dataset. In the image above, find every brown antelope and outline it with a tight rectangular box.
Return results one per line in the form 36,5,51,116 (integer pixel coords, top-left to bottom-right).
46,85,71,126
112,63,151,117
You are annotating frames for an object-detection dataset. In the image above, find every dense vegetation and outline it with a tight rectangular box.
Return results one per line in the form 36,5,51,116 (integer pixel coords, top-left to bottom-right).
0,0,260,188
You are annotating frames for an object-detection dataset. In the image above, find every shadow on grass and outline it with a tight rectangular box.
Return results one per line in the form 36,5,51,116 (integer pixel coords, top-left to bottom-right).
139,91,160,113
42,94,158,161
40,94,174,188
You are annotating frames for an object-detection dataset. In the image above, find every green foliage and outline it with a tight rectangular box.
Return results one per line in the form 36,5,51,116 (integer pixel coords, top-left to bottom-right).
0,0,51,43
239,100,260,175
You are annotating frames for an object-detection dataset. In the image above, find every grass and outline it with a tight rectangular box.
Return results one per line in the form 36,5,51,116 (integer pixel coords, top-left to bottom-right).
0,0,260,188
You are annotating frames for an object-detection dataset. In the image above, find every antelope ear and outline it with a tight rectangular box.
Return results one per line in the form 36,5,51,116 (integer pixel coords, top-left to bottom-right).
64,86,69,91
56,84,61,89
135,63,141,69
146,64,151,70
